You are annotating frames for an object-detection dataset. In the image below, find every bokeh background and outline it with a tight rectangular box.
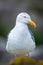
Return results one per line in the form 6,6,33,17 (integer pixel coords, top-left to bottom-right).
0,0,43,50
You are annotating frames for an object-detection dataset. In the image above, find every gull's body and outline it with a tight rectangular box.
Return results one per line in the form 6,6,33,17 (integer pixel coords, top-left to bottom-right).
6,12,36,55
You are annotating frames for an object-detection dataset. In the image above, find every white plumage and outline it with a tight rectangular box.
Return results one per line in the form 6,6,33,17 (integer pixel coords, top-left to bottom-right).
6,12,36,55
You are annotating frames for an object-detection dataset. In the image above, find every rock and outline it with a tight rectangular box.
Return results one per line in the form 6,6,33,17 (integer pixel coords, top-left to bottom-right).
29,45,43,60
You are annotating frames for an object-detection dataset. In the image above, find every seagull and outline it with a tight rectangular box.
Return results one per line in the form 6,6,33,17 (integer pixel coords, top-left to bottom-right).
6,12,36,56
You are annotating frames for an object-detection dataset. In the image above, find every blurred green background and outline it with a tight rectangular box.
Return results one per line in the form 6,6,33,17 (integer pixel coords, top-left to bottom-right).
0,0,43,49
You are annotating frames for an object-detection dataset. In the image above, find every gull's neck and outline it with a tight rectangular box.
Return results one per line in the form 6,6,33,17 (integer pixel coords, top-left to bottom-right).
16,22,28,28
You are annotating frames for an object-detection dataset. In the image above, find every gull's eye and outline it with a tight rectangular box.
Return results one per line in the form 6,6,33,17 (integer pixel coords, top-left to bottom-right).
23,16,26,18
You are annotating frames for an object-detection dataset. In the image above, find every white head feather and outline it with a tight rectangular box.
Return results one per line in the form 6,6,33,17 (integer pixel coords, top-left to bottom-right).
16,12,31,24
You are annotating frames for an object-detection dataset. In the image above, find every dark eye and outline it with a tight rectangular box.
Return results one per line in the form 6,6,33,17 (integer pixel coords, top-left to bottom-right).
23,16,26,18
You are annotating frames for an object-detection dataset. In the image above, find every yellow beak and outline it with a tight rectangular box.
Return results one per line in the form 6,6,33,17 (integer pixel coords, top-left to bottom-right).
28,20,36,28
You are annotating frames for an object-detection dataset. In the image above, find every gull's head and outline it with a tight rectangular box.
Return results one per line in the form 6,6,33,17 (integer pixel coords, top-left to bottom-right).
16,12,36,27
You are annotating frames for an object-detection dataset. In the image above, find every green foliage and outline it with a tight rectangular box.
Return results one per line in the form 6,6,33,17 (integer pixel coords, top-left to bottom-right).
34,32,43,46
0,23,11,38
30,28,43,46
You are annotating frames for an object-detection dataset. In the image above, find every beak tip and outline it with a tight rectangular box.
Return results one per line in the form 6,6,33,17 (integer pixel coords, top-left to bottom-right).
28,20,36,28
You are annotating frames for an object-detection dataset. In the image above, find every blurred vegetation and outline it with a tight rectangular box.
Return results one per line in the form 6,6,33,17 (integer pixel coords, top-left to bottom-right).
9,56,43,65
31,29,43,46
0,0,43,46
0,22,11,38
